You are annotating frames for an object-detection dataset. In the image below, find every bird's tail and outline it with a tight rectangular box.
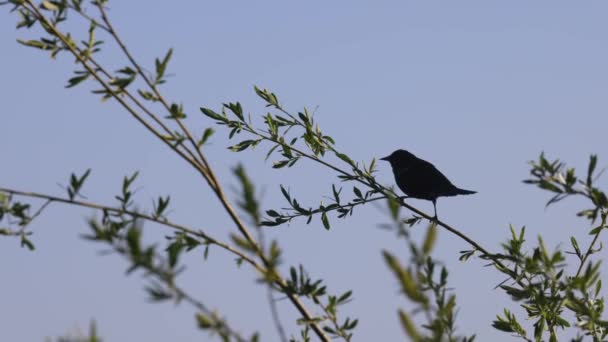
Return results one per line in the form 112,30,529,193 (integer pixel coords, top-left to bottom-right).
455,188,476,195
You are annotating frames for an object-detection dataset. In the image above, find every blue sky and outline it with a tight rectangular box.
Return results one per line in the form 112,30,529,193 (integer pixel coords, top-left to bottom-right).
1,1,608,341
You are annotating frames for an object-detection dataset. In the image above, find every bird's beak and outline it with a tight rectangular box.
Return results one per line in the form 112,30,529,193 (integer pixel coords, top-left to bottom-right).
380,156,390,161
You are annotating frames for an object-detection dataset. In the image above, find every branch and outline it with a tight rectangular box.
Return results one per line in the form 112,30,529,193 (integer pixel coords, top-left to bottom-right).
245,123,504,262
230,112,529,292
574,212,606,278
274,195,388,223
95,2,210,174
20,2,204,177
267,288,288,342
0,186,264,274
11,5,331,339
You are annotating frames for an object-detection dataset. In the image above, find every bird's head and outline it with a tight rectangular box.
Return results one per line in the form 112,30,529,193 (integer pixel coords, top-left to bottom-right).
380,149,418,168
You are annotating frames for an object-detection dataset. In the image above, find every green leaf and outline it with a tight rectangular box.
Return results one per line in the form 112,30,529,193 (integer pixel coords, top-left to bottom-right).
387,195,400,220
17,39,52,50
167,103,186,120
336,152,355,166
265,144,279,161
266,210,280,217
20,236,35,251
272,160,289,169
324,135,335,145
41,0,59,11
500,285,531,301
369,158,376,173
228,139,257,152
233,164,260,225
337,290,352,303
534,318,545,341
253,86,280,107
65,70,90,88
154,196,170,218
195,313,213,329
538,180,562,193
298,111,309,124
589,225,604,235
422,223,437,256
588,154,598,185
459,249,475,262
198,128,215,147
154,48,173,84
492,320,514,333
398,310,422,342
261,218,288,227
138,89,158,101
126,226,141,256
492,309,526,337
353,187,363,199
280,185,291,203
383,251,427,305
145,284,172,302
68,168,91,200
570,237,581,257
224,102,244,121
231,233,256,252
122,171,139,193
321,212,330,230
332,184,341,204
117,67,136,76
166,240,183,268
200,107,226,122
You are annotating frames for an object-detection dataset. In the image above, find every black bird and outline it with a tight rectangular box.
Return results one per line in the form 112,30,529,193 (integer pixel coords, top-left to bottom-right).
380,149,476,219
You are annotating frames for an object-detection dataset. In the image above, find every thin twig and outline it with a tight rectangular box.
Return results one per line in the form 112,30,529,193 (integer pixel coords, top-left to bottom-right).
21,2,204,180
23,198,52,227
67,4,111,32
17,4,348,340
241,122,528,290
267,288,288,342
204,165,331,341
574,212,606,278
280,196,387,221
110,237,248,342
0,186,264,274
95,3,209,174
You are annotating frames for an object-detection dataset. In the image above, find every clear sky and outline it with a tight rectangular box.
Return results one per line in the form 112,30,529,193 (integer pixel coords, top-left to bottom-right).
1,1,608,341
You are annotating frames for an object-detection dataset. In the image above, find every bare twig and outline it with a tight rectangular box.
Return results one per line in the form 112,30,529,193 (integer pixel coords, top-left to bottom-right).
267,288,288,342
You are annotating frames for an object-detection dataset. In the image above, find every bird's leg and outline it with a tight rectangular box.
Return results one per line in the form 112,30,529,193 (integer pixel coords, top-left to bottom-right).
432,199,438,221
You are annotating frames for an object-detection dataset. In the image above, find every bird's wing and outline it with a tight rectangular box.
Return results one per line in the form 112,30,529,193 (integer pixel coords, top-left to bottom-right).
415,160,458,195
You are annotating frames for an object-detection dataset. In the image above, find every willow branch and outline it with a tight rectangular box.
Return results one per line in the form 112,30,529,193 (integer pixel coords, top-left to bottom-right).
241,123,528,288
95,3,209,172
21,2,204,178
17,4,339,339
267,288,288,342
62,4,202,167
204,168,332,341
278,195,387,222
0,186,264,274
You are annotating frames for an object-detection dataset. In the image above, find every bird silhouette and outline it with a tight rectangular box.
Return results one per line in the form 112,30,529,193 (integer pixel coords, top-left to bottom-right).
380,149,476,219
